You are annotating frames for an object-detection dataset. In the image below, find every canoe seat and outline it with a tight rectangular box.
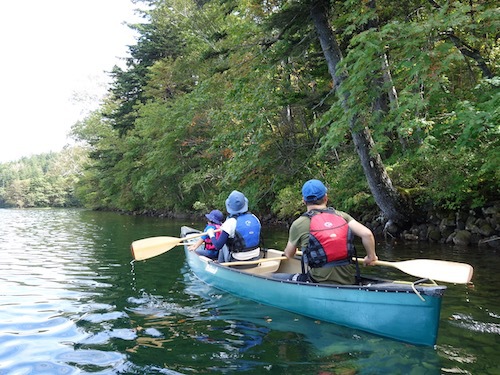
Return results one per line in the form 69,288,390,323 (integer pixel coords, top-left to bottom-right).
241,260,281,275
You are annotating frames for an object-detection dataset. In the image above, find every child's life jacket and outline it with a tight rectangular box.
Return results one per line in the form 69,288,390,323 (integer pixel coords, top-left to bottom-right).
204,224,221,251
302,208,355,268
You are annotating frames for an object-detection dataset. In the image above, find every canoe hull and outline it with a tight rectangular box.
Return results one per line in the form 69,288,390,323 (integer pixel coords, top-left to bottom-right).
181,226,445,346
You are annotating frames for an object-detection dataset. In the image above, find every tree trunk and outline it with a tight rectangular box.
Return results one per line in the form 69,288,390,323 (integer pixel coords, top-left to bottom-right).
310,0,409,223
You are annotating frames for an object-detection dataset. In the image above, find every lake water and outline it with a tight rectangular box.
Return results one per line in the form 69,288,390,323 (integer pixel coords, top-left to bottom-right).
0,208,498,374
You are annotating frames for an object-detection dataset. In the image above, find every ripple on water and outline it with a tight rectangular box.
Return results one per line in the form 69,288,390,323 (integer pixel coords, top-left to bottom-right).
0,209,132,374
3,360,77,375
2,209,499,374
450,313,500,334
56,349,126,366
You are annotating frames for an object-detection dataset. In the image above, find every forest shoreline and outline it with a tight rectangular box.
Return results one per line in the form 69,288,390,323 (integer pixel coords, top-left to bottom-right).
122,201,500,249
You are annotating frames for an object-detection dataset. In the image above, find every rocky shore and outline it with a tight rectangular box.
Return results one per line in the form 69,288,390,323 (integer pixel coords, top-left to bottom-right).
366,202,500,249
128,202,500,249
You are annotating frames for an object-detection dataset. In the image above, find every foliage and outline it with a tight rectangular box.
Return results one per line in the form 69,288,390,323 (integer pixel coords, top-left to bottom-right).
0,148,87,208
67,0,498,222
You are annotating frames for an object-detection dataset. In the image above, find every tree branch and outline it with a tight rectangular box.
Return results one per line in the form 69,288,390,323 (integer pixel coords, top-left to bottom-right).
427,0,492,78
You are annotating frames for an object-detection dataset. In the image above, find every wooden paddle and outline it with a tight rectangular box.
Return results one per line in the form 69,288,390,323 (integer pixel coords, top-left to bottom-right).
295,251,473,284
221,257,287,267
131,230,220,261
358,258,474,284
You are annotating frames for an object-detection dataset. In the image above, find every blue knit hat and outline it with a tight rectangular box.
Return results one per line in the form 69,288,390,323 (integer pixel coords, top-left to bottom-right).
205,209,224,224
301,179,327,202
225,190,248,215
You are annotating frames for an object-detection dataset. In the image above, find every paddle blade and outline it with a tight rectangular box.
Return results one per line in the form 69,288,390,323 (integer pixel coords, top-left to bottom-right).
131,230,212,261
376,259,474,284
131,236,183,261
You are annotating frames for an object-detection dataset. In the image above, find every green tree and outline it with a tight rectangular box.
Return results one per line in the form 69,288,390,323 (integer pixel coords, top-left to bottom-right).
0,149,86,208
70,0,499,226
106,6,186,135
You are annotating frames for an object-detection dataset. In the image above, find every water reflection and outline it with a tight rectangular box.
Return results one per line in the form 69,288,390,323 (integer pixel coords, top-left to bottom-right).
0,209,498,374
0,209,127,374
124,264,443,374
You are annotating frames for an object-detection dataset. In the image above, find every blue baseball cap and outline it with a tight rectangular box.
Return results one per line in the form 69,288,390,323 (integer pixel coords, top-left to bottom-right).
225,190,248,215
205,209,224,224
301,179,327,202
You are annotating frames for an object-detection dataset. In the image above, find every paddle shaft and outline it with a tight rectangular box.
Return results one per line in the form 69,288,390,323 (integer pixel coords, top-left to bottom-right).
134,232,473,283
221,256,287,267
131,229,221,261
297,251,472,284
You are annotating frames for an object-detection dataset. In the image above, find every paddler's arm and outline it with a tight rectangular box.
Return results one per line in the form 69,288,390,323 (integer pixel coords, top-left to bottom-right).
348,219,378,266
283,241,298,259
206,228,229,251
188,238,204,251
283,219,303,259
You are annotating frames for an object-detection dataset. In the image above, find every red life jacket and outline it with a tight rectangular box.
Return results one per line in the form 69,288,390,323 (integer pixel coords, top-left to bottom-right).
204,224,221,251
303,208,355,268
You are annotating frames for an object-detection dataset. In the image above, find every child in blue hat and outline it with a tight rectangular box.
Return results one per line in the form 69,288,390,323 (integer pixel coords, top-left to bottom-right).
188,209,225,259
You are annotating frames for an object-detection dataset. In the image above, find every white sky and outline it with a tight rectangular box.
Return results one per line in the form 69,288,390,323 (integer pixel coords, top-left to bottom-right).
0,0,143,163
